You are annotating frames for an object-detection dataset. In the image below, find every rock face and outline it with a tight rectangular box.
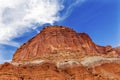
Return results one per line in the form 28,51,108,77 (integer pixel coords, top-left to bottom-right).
12,26,98,62
12,26,119,62
0,26,120,80
114,46,120,55
0,60,120,80
0,62,94,80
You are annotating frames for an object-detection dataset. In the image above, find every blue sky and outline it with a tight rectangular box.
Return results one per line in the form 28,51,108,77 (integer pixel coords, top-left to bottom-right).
0,0,120,63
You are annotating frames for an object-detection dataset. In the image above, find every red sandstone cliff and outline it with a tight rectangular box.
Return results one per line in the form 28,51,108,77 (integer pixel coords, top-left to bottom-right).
12,26,98,62
12,26,119,62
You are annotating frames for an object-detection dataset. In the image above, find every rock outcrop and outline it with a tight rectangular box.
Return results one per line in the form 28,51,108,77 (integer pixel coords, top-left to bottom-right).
12,26,119,62
12,26,98,62
0,60,120,80
114,46,120,55
0,26,120,80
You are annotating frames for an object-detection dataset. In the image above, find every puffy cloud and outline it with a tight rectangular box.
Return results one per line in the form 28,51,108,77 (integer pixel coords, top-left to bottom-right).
0,0,82,46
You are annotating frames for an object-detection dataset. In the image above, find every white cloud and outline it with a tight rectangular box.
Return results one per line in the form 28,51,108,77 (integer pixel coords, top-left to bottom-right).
61,0,85,20
0,0,83,47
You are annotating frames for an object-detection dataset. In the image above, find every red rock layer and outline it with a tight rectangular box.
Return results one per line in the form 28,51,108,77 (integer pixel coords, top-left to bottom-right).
0,62,120,80
88,62,120,80
114,46,120,55
0,62,93,80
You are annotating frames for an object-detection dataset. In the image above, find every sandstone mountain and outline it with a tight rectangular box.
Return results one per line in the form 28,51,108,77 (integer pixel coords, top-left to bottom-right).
12,26,98,62
0,26,120,80
12,26,119,62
